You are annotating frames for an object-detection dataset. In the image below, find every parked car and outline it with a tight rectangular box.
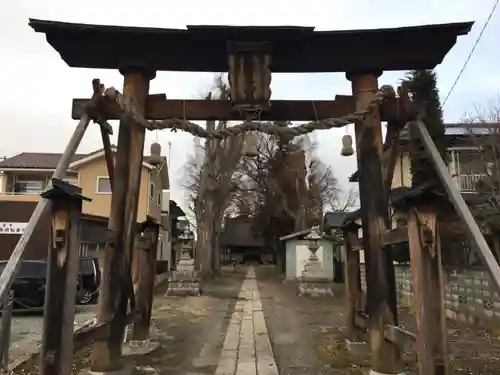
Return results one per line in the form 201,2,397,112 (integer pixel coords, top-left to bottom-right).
0,260,48,310
77,257,101,305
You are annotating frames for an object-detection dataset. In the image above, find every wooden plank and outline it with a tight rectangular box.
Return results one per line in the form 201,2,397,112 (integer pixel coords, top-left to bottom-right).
99,127,115,190
384,324,416,347
73,309,141,352
40,195,82,375
72,96,404,122
382,226,409,246
343,228,364,342
408,206,449,375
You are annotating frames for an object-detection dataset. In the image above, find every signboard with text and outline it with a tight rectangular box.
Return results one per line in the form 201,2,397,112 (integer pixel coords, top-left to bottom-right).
0,222,28,235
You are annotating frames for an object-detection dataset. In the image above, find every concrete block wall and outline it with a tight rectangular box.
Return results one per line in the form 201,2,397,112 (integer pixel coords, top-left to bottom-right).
360,265,500,325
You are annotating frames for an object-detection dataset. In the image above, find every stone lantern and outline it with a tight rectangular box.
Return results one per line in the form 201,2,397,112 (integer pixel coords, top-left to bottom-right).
297,226,334,297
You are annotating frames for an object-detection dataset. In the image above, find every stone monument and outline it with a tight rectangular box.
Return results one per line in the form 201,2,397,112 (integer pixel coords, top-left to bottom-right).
297,226,334,297
166,222,201,296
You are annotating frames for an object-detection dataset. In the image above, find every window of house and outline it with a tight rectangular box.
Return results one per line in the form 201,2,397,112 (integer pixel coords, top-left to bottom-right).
157,192,161,206
149,182,155,199
96,177,111,193
14,181,44,194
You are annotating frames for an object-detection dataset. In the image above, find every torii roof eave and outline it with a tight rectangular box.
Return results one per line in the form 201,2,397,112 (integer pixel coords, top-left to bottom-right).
29,19,474,73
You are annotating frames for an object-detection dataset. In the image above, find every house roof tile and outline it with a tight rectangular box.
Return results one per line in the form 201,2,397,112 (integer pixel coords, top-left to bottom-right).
0,152,86,169
0,147,169,188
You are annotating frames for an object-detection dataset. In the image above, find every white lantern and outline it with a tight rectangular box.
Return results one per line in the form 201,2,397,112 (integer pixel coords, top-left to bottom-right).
341,134,354,157
243,132,259,158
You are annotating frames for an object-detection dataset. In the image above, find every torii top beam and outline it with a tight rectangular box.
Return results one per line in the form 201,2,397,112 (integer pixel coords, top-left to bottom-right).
29,19,473,73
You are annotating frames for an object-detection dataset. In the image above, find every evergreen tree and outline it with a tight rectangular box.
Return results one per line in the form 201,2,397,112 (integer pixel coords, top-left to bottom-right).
405,69,447,188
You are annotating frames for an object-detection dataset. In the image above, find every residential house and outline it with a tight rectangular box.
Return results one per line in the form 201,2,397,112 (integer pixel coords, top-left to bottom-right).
349,124,497,224
346,123,500,266
0,142,170,265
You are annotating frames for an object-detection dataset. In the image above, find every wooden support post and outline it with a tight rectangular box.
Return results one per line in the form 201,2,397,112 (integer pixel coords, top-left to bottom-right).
99,123,115,190
91,66,154,372
408,205,448,375
343,228,363,342
132,222,160,341
347,71,401,374
39,179,89,375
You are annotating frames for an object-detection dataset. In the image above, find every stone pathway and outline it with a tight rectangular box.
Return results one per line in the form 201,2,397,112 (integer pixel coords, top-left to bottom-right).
215,267,278,375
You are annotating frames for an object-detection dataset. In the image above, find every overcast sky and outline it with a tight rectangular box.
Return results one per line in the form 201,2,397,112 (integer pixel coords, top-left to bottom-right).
1,0,499,213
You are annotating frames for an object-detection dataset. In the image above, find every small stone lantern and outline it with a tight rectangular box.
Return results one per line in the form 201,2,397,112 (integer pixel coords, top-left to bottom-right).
341,134,354,156
297,226,334,297
307,226,321,262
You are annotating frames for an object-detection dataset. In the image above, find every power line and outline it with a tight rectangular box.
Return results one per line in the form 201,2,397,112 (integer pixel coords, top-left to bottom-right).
442,0,499,107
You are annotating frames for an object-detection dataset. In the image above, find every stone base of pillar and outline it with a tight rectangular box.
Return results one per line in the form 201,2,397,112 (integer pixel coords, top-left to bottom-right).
165,254,201,296
165,269,201,296
122,339,160,356
297,278,334,297
345,339,369,355
297,259,334,297
79,361,136,375
165,278,201,296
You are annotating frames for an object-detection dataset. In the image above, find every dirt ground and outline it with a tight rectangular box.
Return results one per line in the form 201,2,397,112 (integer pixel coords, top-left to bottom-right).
10,265,500,375
10,267,246,375
256,265,500,375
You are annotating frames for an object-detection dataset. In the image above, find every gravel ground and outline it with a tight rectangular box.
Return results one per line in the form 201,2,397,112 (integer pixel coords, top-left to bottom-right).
256,265,500,375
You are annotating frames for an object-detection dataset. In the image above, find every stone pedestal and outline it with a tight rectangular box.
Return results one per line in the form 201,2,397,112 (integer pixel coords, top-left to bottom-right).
165,251,200,296
297,258,334,297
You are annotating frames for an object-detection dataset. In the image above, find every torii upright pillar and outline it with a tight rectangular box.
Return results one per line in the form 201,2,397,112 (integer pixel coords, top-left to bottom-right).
347,71,402,375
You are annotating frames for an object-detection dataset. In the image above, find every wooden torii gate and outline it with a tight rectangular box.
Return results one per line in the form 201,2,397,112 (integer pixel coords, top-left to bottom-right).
16,18,473,375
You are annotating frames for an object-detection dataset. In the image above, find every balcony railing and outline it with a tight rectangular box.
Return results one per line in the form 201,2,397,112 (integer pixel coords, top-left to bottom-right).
2,190,44,195
458,173,487,193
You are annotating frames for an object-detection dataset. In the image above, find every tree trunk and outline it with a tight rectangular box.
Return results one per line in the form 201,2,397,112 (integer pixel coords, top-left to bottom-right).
211,215,221,275
196,200,215,278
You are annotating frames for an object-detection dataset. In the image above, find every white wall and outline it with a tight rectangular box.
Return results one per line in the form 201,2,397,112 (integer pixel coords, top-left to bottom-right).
157,190,171,263
286,239,334,280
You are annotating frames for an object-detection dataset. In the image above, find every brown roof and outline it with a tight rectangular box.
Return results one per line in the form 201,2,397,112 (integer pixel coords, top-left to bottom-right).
0,152,86,169
0,148,169,188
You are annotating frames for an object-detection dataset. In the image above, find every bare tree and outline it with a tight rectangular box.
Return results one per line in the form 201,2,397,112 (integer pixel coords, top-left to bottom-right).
183,75,244,277
232,131,351,271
